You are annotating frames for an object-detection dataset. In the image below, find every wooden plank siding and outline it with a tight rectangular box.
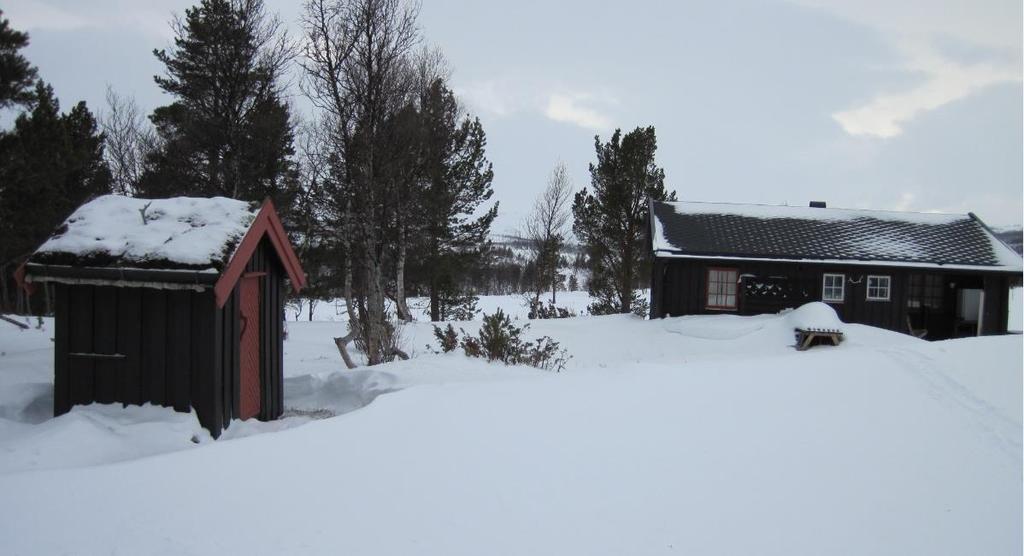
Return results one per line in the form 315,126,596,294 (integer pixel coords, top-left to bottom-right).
651,258,1013,338
51,239,289,438
54,284,229,436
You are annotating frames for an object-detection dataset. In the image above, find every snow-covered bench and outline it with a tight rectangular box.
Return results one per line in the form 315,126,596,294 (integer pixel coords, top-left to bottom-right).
786,302,846,351
793,327,844,350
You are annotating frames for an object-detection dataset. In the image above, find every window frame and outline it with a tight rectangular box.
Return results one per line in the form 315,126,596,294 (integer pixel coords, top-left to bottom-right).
866,275,892,301
821,273,845,303
705,267,739,311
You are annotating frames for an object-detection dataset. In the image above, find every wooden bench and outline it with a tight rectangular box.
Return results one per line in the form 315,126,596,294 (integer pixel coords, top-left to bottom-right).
794,327,844,351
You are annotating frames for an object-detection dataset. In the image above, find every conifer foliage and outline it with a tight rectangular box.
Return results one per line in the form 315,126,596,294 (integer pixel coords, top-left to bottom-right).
141,0,299,218
0,10,37,109
0,83,112,310
572,126,676,316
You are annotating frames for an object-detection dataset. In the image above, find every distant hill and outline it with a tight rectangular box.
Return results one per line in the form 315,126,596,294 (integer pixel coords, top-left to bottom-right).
993,227,1023,255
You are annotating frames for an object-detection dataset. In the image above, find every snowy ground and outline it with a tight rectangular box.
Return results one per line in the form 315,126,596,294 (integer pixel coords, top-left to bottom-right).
0,298,1021,555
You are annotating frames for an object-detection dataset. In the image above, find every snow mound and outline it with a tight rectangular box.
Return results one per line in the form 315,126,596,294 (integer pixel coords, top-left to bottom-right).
36,195,257,268
0,404,210,474
785,302,845,331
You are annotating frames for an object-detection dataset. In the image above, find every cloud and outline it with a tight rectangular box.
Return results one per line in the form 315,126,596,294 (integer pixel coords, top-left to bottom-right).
543,93,614,131
787,0,1022,138
832,39,1020,138
456,78,617,132
6,1,181,39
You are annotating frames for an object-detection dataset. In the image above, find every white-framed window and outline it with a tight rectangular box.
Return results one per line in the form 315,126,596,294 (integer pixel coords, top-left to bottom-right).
706,267,738,310
822,273,845,303
866,275,891,301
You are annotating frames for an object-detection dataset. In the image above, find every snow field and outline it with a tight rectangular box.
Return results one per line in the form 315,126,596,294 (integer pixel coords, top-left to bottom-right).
0,299,1020,555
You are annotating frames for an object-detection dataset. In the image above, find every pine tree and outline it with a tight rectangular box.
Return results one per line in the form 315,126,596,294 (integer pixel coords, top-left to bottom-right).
140,0,299,218
0,11,37,109
572,126,675,316
413,79,498,322
0,83,112,310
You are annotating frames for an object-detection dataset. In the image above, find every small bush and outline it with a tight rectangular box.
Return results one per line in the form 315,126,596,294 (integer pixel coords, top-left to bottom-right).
457,309,570,372
432,323,459,353
527,299,576,320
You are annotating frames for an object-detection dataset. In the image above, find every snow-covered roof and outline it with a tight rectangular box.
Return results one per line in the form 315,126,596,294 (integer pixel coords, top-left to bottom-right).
31,195,259,271
651,201,1023,272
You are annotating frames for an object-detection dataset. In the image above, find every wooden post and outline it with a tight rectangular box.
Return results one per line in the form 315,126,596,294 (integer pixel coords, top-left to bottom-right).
976,290,985,336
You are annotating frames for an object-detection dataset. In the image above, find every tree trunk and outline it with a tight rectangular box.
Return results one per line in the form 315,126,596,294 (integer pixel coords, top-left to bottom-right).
429,273,440,322
333,331,359,369
333,253,360,370
364,247,387,365
551,259,557,305
395,237,412,321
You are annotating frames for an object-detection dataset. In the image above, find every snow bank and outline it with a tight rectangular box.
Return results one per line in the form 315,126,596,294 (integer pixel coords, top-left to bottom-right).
0,297,1020,554
0,404,210,474
36,195,257,268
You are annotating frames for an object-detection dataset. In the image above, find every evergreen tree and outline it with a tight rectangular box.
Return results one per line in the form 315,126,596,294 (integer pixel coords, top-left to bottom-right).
0,83,112,310
0,11,37,109
140,0,299,218
572,126,675,316
413,79,498,322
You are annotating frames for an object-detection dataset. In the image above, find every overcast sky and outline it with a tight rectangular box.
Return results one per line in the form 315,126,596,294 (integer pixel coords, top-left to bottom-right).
6,0,1022,232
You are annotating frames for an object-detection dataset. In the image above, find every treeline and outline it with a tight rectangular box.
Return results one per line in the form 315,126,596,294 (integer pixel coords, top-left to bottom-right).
0,0,677,368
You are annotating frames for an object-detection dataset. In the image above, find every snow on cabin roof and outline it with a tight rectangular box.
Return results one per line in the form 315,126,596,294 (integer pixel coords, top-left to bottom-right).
651,201,1023,272
32,195,259,271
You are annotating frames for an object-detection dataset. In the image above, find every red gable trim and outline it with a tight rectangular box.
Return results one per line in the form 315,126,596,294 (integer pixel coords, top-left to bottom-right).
13,262,35,295
214,198,307,308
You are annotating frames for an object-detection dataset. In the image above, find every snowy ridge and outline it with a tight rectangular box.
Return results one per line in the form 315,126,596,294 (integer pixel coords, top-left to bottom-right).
35,195,258,269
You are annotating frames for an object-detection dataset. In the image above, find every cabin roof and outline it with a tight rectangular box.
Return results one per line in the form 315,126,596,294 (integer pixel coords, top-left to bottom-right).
20,195,306,306
32,195,257,271
650,201,1023,272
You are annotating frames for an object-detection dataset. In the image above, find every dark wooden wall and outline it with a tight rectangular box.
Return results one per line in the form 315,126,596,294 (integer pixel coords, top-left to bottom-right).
54,284,219,432
53,239,289,438
651,257,1014,337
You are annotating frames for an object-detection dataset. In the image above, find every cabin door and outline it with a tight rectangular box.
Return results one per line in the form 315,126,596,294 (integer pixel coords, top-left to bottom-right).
239,274,262,420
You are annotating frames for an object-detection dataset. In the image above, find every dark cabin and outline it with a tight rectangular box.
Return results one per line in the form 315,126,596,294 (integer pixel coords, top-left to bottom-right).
16,195,306,438
648,200,1023,339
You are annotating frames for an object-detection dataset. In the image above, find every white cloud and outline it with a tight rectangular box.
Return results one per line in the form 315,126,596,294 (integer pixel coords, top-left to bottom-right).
455,78,617,132
543,93,614,131
6,1,182,38
788,0,1022,138
832,39,1020,138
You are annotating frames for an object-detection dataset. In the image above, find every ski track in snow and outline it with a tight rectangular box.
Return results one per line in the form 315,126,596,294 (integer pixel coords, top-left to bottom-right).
880,346,1022,464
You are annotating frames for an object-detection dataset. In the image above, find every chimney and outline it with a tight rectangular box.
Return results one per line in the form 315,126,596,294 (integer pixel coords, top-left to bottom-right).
809,201,826,208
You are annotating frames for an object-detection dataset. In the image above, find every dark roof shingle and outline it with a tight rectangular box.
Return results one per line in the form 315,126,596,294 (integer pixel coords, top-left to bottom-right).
651,201,1022,271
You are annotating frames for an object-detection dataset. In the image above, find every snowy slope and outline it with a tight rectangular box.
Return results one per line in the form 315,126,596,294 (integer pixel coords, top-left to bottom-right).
0,304,1020,555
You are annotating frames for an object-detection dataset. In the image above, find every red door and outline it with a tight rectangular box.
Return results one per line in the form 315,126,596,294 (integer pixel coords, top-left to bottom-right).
239,274,261,420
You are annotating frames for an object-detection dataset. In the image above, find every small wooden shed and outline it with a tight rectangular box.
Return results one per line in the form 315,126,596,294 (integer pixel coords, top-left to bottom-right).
16,195,306,437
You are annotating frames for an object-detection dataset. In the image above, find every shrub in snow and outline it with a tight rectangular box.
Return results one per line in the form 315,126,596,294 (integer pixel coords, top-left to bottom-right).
458,309,570,372
588,289,648,317
352,315,408,362
527,299,577,320
432,323,459,353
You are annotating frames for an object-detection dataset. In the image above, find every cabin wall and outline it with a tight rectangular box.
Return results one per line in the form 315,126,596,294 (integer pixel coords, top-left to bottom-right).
54,283,223,435
652,258,1015,337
